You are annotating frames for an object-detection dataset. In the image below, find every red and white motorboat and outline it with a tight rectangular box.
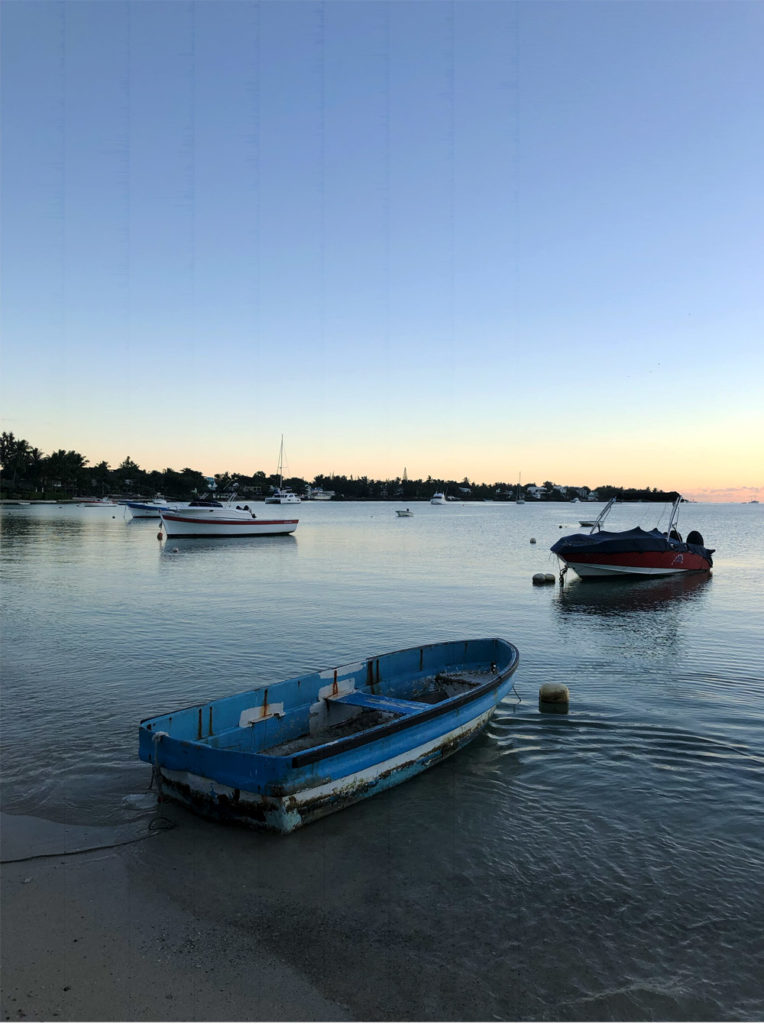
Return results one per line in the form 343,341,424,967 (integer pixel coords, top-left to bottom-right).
551,496,714,580
159,500,298,538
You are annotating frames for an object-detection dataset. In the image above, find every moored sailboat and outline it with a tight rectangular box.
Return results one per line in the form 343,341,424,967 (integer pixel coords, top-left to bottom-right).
265,436,301,505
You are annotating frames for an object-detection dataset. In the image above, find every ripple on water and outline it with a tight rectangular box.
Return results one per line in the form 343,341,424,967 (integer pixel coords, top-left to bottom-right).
2,503,764,1020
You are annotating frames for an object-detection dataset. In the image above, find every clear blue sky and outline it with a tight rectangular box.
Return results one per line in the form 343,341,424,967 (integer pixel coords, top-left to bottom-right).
2,0,762,500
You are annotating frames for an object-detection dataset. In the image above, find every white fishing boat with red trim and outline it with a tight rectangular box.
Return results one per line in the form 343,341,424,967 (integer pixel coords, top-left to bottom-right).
159,500,298,538
551,496,714,580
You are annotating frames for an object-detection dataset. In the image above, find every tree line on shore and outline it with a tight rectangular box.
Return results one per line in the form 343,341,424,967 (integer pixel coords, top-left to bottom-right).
0,432,679,504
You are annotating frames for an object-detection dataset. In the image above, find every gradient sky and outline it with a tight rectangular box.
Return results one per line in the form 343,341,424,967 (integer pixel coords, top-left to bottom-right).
2,0,762,501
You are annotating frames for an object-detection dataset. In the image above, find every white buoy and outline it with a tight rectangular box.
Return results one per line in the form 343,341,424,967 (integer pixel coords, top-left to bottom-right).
539,683,570,713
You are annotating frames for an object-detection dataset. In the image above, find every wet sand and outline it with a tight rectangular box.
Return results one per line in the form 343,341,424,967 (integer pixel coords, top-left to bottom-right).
1,811,353,1022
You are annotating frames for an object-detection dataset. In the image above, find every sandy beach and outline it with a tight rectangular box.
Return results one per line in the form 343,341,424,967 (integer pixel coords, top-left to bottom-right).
1,810,354,1022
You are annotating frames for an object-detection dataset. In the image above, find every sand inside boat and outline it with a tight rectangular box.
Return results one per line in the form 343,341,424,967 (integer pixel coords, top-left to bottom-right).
260,671,487,757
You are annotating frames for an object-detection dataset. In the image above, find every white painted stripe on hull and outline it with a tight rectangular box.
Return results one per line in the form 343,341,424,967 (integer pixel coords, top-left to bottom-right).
161,520,297,536
159,705,495,831
569,561,695,577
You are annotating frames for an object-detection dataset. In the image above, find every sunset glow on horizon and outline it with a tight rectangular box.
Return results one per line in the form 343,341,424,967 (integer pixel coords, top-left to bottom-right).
2,2,762,504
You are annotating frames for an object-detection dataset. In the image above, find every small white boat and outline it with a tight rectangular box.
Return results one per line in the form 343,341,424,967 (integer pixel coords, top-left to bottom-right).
396,509,414,517
430,492,446,505
159,501,298,538
265,436,301,505
265,488,301,505
305,488,335,501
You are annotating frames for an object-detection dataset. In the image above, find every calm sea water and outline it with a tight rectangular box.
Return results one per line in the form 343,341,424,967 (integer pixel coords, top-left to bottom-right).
2,499,763,1020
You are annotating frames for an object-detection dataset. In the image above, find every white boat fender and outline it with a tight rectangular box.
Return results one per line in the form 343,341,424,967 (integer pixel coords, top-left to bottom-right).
539,683,569,714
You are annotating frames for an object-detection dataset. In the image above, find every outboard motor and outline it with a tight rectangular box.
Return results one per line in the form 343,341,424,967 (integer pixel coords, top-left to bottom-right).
686,530,704,546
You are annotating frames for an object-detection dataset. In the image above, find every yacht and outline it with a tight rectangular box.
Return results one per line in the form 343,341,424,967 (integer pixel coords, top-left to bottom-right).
265,436,302,505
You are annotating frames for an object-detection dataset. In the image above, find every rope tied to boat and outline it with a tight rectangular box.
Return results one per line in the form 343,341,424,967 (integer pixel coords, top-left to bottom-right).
149,731,169,795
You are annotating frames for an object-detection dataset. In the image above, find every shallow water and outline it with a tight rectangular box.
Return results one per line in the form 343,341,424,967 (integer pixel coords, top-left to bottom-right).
2,499,763,1019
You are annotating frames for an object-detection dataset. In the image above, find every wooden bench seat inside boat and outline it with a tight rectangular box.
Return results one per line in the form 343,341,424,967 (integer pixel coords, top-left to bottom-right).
329,691,429,715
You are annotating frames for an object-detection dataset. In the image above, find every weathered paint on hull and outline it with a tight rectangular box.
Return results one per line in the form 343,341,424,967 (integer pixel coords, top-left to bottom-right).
153,705,496,833
140,638,519,833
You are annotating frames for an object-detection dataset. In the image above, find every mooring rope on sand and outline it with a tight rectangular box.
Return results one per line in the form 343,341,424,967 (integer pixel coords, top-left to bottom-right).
0,815,176,865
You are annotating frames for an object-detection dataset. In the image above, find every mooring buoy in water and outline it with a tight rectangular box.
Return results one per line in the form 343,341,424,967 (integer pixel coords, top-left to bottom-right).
157,530,163,540
545,573,555,583
539,683,570,713
533,573,555,585
530,537,536,544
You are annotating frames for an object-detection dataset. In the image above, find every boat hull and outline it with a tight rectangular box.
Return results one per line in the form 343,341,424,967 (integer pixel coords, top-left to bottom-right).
126,501,168,518
152,705,496,833
562,552,712,577
160,512,298,537
139,638,519,833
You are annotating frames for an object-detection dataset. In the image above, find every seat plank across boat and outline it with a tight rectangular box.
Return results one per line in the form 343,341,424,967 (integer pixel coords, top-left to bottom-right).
139,638,519,833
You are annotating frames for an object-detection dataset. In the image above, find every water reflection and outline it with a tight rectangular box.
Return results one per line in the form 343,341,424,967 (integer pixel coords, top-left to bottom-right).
0,509,104,555
159,534,298,558
552,572,713,660
556,571,712,615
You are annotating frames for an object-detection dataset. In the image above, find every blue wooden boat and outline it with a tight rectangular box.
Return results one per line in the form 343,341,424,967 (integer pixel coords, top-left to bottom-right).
139,637,519,834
